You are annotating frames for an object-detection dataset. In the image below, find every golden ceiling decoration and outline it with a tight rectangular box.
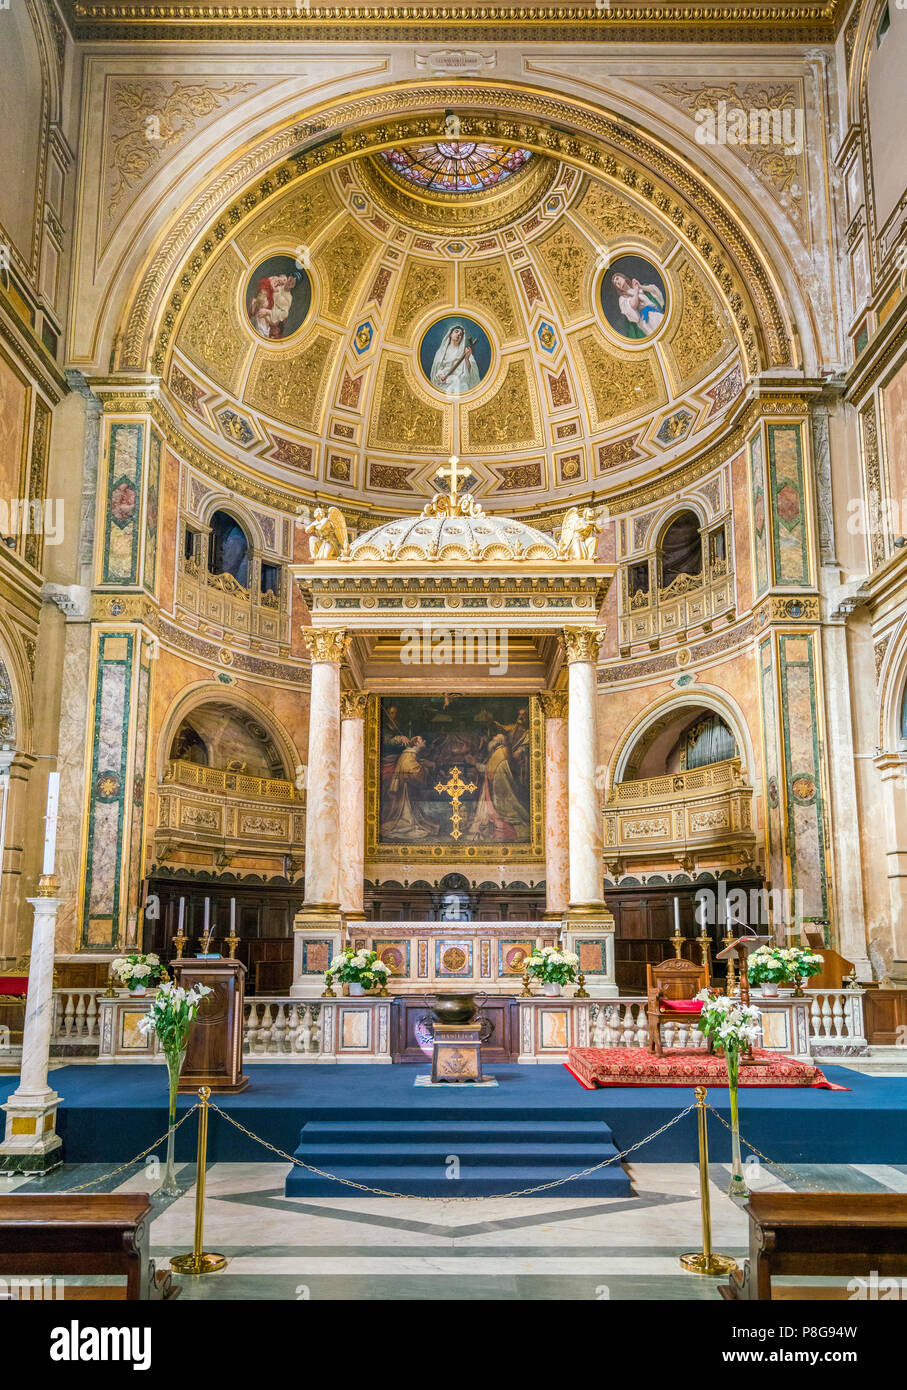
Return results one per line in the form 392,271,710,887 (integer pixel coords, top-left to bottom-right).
153,96,783,512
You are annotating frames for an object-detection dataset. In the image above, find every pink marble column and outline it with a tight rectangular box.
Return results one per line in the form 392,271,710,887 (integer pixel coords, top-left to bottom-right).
302,629,350,909
339,691,369,920
562,626,606,911
539,691,569,917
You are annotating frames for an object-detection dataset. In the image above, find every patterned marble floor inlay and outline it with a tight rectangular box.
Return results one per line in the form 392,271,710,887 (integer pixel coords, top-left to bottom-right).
8,1160,906,1299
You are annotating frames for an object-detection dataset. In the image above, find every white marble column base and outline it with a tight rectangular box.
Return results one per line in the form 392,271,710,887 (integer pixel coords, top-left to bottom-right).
0,1091,63,1172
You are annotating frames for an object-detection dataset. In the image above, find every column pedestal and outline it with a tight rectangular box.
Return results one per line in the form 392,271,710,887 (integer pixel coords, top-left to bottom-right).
0,890,63,1173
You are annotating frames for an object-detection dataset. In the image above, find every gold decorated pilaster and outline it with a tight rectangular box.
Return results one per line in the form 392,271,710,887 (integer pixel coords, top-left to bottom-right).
560,626,605,663
304,628,351,664
340,690,370,721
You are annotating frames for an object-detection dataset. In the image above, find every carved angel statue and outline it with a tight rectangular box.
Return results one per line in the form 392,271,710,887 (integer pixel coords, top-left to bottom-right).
558,505,602,561
305,505,349,560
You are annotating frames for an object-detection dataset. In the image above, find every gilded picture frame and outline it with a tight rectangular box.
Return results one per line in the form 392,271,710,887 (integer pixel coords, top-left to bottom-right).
365,693,544,863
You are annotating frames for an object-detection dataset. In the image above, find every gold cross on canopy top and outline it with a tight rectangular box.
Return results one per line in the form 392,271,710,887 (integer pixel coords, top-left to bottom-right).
437,454,467,504
434,765,477,841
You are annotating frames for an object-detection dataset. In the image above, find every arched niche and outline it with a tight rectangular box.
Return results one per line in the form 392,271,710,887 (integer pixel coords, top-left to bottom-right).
207,510,251,590
157,683,300,785
609,687,756,794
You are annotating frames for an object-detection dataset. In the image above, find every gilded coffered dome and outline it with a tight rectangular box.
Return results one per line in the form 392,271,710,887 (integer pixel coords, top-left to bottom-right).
165,139,746,514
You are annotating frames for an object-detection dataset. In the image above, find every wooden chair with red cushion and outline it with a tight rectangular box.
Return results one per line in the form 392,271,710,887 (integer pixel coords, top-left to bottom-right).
646,957,711,1056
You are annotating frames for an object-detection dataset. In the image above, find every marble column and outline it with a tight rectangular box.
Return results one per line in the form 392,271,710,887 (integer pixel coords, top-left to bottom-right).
0,887,63,1172
301,628,350,911
339,690,369,921
0,752,35,962
562,627,606,911
538,690,569,918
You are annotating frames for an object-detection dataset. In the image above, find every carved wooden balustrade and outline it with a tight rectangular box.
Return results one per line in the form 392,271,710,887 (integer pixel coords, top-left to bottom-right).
153,759,305,876
603,757,756,873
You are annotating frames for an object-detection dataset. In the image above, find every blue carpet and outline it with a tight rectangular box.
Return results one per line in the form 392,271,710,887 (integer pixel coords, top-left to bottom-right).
2,1064,904,1184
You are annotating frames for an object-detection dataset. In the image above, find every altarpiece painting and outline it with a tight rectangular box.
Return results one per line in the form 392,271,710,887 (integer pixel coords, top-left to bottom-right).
366,694,543,862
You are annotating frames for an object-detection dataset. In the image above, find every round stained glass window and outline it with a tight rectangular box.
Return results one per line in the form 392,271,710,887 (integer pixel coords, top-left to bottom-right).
376,142,533,194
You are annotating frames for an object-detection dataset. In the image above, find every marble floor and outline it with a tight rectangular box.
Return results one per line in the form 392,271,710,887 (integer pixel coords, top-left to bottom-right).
5,1157,907,1300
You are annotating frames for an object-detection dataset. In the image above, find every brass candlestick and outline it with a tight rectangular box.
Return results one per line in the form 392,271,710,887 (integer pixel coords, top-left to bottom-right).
172,926,187,960
574,972,589,998
519,970,533,997
698,931,712,972
722,931,737,993
225,928,240,960
321,972,336,998
670,930,684,960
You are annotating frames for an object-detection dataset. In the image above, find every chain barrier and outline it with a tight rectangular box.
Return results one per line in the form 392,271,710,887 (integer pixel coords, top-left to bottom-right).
206,1097,699,1201
63,1106,201,1193
704,1103,829,1193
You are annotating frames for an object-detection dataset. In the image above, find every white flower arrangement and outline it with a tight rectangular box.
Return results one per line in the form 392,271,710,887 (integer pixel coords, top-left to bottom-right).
525,944,580,986
695,991,762,1055
327,948,391,991
110,952,166,992
747,945,823,987
137,979,212,1056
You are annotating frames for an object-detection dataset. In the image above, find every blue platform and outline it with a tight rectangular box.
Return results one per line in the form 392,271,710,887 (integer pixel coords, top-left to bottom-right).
2,1063,904,1197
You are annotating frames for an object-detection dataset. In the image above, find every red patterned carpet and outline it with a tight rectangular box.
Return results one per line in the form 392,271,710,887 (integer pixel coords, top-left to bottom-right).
566,1047,845,1090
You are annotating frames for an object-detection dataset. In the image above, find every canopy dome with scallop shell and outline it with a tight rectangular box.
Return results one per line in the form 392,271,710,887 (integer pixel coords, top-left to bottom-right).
348,492,560,564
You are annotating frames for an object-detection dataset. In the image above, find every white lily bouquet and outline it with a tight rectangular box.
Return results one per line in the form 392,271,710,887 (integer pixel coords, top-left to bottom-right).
138,980,213,1199
328,948,391,994
525,944,580,992
110,952,166,993
695,991,762,1197
695,993,762,1060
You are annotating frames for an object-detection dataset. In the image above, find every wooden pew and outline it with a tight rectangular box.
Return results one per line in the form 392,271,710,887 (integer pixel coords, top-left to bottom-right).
721,1192,907,1300
0,1194,179,1300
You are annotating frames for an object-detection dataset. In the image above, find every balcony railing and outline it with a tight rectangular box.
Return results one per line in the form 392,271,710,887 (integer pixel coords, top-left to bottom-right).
603,757,755,870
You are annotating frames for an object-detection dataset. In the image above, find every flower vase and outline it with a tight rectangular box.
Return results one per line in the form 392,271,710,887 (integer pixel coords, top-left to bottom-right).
759,981,779,998
726,1047,749,1199
348,982,365,996
129,985,146,996
543,982,562,996
156,1046,187,1200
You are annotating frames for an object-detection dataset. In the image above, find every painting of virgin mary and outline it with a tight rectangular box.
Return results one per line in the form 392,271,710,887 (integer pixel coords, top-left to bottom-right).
419,315,492,396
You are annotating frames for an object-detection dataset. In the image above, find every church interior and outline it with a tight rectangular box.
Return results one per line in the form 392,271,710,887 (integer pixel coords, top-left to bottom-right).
0,0,906,1334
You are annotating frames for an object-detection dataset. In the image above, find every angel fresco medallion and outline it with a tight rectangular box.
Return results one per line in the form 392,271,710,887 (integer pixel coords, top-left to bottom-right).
418,316,493,397
244,255,312,343
598,254,669,344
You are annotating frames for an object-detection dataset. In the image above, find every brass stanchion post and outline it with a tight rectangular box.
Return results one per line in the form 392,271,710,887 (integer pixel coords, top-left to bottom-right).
680,1087,739,1276
170,1087,227,1276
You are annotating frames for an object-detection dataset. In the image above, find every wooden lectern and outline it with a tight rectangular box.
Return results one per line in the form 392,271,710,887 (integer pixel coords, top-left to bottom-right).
172,958,249,1093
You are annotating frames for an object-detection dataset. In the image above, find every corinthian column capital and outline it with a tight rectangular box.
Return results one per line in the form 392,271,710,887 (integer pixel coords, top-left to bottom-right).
537,689,569,719
560,626,605,664
304,627,351,664
340,690,370,720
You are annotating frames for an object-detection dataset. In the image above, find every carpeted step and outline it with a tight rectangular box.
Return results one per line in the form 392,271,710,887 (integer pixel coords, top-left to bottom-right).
299,1119,617,1143
286,1112,632,1197
286,1162,631,1197
297,1142,615,1166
